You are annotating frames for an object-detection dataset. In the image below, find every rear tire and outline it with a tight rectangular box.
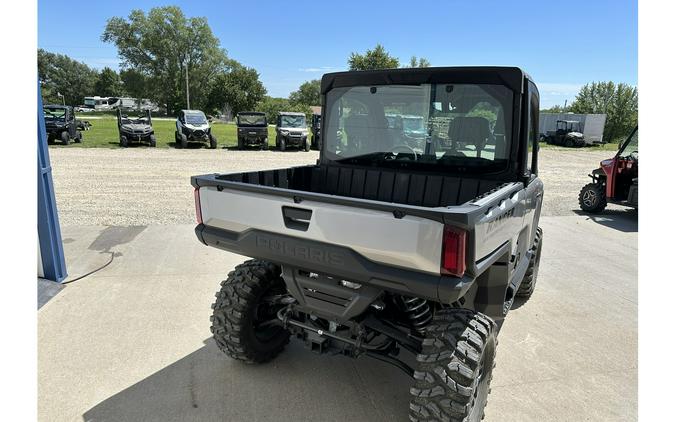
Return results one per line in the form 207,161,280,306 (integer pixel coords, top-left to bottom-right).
579,182,607,213
61,131,70,145
210,259,290,363
516,227,543,298
75,131,82,143
119,136,128,148
409,309,497,422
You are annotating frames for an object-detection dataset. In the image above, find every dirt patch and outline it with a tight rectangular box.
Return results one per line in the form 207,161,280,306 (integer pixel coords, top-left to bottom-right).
49,147,623,226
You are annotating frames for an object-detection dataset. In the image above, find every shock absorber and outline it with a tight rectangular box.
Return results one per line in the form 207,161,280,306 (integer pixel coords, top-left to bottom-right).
395,296,433,333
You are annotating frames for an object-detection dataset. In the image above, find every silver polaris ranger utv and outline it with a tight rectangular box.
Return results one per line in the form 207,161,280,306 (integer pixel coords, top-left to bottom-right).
192,67,544,421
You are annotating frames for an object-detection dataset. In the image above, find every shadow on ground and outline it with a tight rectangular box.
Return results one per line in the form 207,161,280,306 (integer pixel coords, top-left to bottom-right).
572,209,638,233
83,339,411,422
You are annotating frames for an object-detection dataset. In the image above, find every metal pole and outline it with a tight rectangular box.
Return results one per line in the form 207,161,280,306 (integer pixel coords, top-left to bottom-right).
185,61,190,110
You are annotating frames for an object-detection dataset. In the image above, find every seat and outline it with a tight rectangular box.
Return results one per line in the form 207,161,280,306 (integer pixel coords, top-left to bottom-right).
343,114,374,153
447,116,491,157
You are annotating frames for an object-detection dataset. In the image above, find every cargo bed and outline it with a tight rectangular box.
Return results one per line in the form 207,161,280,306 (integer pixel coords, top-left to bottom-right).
192,163,525,302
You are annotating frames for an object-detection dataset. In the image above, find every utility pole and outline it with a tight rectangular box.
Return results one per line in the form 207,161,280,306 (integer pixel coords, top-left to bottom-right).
185,61,190,110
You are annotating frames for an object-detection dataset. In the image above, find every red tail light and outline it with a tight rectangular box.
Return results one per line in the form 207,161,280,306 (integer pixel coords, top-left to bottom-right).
441,226,466,277
194,187,203,224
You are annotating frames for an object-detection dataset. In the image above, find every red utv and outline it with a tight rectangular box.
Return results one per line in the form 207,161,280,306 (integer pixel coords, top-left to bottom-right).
579,126,638,213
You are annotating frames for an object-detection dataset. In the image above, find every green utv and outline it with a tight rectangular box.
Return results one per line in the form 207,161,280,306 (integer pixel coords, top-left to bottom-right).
192,67,544,421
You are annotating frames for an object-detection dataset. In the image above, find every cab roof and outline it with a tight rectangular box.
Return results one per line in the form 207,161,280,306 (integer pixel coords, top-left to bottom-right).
321,66,529,94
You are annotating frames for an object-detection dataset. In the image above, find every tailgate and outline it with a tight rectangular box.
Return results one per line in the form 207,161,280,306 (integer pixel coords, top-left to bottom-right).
198,186,444,275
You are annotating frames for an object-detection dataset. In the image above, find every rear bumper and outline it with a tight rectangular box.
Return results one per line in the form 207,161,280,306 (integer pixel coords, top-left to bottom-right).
195,223,472,304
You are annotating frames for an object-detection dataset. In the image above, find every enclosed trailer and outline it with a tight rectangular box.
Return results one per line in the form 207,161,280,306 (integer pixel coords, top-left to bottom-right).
539,113,607,144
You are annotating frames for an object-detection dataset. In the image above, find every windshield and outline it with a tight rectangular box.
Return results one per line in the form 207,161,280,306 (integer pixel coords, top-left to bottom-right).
619,128,638,158
280,115,306,128
323,83,513,171
185,112,207,125
238,114,267,126
44,108,66,121
121,115,148,125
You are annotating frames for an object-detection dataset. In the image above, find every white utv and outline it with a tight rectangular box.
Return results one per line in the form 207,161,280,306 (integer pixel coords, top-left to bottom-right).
276,112,310,151
192,67,545,421
175,109,217,149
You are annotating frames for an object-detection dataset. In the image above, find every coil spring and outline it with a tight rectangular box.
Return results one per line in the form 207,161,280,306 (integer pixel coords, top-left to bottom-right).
396,296,433,333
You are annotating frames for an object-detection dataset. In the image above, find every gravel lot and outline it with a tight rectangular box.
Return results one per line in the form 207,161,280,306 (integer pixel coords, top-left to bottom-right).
50,147,625,226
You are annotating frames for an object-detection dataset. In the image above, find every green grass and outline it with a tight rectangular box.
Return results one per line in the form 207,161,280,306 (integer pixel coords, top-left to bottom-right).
50,116,277,149
56,115,621,152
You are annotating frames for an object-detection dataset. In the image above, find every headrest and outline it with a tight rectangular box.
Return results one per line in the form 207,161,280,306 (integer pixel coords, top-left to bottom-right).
448,116,491,148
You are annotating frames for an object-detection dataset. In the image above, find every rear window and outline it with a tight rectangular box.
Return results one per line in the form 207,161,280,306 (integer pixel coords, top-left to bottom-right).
323,83,514,172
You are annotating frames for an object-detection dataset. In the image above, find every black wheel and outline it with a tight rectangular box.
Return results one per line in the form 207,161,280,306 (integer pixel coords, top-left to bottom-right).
279,137,286,151
516,227,543,299
180,134,188,149
237,137,244,150
175,131,181,148
209,134,218,149
210,259,290,363
119,136,128,148
261,137,268,150
304,139,311,152
149,134,157,147
75,131,82,143
410,309,497,422
61,131,70,145
579,182,607,213
565,137,574,147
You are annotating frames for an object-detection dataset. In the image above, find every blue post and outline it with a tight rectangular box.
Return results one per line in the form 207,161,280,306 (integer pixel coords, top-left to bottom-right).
37,82,67,282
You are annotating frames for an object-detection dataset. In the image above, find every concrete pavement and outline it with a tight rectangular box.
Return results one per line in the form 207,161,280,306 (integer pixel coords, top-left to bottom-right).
38,213,637,422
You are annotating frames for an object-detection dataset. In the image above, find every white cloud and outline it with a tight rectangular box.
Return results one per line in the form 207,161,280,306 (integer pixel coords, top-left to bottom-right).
537,82,584,108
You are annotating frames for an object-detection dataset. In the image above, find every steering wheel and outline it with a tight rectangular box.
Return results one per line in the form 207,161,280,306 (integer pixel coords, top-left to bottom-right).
390,144,418,160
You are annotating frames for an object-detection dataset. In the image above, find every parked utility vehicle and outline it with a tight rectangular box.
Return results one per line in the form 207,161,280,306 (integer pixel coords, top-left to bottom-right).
117,109,156,147
43,105,82,145
276,112,310,151
579,126,638,213
193,67,544,421
543,119,585,147
176,110,217,149
236,112,268,149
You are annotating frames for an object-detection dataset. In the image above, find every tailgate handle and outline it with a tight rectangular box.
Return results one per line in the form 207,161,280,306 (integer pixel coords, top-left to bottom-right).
282,206,312,231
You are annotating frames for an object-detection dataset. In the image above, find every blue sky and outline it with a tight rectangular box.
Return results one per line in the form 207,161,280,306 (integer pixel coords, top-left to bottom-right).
38,0,637,108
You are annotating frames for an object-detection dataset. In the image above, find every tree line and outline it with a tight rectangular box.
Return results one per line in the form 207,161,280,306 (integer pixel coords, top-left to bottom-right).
38,6,431,123
40,5,634,142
